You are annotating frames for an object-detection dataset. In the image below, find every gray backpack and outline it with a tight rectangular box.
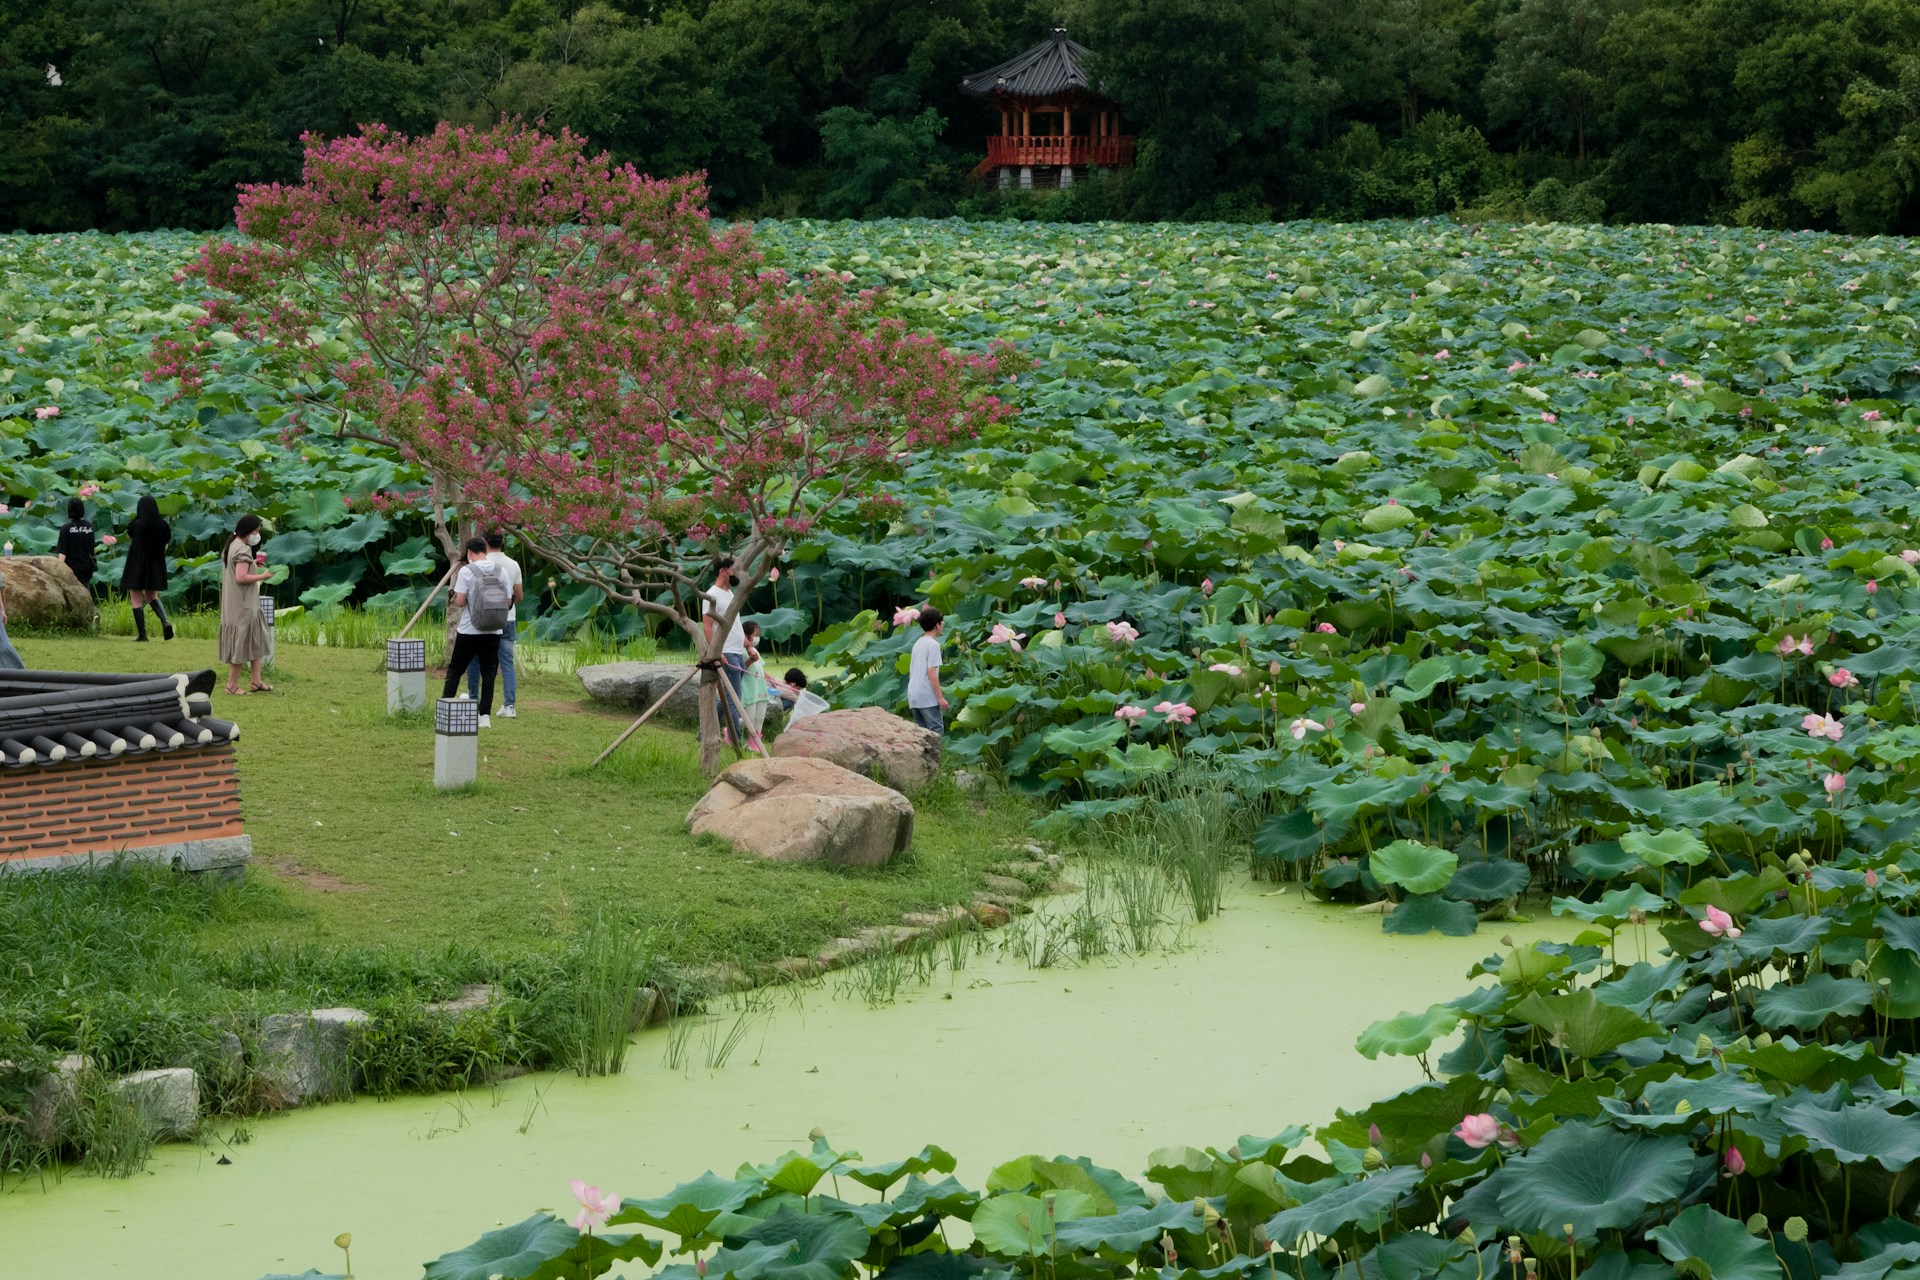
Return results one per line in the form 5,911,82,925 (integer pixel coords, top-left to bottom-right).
465,562,512,632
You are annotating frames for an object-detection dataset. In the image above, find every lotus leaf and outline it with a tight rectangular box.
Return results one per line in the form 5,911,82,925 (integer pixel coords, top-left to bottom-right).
611,1172,761,1241
1356,1005,1460,1060
1646,1205,1783,1280
1382,894,1480,936
1444,860,1530,903
1498,1124,1695,1240
1510,989,1662,1059
1052,1200,1203,1253
1265,1166,1421,1246
1776,1099,1920,1169
970,1192,1098,1257
1369,841,1459,895
1621,829,1709,868
423,1214,660,1280
1751,974,1875,1030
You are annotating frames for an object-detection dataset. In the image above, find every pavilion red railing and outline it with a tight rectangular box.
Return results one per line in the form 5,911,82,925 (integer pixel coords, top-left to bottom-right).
983,135,1136,169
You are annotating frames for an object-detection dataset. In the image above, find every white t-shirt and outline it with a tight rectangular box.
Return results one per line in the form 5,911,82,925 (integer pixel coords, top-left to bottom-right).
703,585,747,655
485,550,523,623
454,562,504,636
907,632,942,708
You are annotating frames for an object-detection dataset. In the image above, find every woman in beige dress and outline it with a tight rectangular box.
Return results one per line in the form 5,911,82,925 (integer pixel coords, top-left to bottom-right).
219,514,274,695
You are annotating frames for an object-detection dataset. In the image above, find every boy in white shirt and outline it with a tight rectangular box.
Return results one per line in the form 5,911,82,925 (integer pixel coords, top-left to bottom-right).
905,607,947,735
443,538,506,727
702,556,750,743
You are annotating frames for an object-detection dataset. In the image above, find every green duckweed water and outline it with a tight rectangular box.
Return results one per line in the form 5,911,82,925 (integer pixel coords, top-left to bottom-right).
0,888,1577,1279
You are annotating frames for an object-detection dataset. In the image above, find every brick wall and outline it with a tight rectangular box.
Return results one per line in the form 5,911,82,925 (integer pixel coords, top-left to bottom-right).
0,746,244,864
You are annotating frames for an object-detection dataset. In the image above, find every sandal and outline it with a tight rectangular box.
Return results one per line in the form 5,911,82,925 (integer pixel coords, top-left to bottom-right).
225,687,249,697
250,682,274,693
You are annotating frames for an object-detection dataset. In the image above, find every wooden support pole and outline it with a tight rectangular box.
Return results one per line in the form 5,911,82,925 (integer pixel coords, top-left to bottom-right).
589,664,699,769
397,563,458,642
715,664,773,760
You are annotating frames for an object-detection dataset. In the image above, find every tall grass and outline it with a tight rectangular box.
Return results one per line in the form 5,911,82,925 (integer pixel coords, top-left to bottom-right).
1108,762,1255,922
561,905,652,1077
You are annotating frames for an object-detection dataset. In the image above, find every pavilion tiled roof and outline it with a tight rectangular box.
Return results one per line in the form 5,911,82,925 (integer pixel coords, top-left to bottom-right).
960,28,1100,99
0,669,238,768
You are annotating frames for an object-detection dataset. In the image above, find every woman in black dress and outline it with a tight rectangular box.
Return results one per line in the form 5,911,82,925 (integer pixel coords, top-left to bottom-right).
55,498,97,597
121,495,174,641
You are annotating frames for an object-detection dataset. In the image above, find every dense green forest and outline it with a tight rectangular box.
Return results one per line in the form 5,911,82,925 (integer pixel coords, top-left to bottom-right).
3,0,1919,232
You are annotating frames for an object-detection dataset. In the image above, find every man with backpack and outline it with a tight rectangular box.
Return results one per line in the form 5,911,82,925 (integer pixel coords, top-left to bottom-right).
444,537,512,728
464,530,525,718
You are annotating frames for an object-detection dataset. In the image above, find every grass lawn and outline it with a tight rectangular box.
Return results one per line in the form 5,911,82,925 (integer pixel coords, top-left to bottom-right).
11,632,1035,970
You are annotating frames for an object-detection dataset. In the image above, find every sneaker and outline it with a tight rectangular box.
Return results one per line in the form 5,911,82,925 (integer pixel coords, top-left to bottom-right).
498,705,517,719
479,714,492,729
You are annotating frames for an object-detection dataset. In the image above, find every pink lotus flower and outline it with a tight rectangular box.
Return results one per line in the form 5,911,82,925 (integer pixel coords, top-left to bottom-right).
1541,412,1557,424
1208,662,1242,676
1269,660,1282,675
1289,718,1326,740
78,482,99,498
1054,612,1067,628
1866,868,1880,889
1863,410,1883,421
1820,537,1835,551
1433,349,1450,360
101,534,117,547
1829,668,1859,688
1867,579,1880,594
1114,705,1149,722
892,605,921,627
1105,620,1139,645
1744,314,1758,323
569,1180,620,1232
1317,622,1337,634
986,623,1026,652
1019,576,1048,590
1700,905,1743,939
1724,1147,1745,1176
0,504,7,515
1155,701,1197,724
1823,772,1846,798
769,567,780,581
1200,577,1214,596
1802,713,1845,741
1904,550,1920,565
1454,1113,1502,1149
1777,634,1813,657
1350,701,1366,715
33,405,58,420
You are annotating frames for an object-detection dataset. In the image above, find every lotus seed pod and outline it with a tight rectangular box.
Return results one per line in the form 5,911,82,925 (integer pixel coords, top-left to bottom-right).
1694,1033,1714,1057
1675,1099,1693,1115
1852,959,1871,978
1731,1036,1752,1053
1755,1032,1773,1048
1746,1214,1769,1236
1784,1217,1809,1243
1362,1147,1385,1171
335,1234,352,1251
1457,1228,1476,1246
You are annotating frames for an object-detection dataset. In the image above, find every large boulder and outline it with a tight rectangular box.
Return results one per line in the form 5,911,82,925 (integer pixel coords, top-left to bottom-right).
0,555,95,629
578,662,702,725
259,1007,369,1105
687,756,913,867
771,707,942,793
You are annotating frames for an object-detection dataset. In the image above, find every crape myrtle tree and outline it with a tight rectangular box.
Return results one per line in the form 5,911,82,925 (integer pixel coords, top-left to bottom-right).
439,228,1018,773
162,120,1015,771
158,120,717,569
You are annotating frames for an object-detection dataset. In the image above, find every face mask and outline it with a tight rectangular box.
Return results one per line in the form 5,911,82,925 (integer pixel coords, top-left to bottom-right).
247,533,261,546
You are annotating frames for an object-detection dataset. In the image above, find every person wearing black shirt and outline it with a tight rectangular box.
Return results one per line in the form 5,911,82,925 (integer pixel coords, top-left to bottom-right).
55,498,97,596
121,494,174,641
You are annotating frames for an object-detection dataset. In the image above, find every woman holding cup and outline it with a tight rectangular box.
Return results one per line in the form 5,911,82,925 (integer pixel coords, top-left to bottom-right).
219,514,274,694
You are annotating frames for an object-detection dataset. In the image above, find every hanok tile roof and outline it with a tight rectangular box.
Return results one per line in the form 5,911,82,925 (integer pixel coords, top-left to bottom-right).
0,669,238,768
961,28,1100,99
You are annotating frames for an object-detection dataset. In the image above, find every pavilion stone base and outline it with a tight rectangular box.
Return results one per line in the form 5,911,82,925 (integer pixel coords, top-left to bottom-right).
0,746,252,877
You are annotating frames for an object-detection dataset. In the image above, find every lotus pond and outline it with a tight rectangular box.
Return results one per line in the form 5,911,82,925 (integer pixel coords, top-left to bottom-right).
0,887,1572,1279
